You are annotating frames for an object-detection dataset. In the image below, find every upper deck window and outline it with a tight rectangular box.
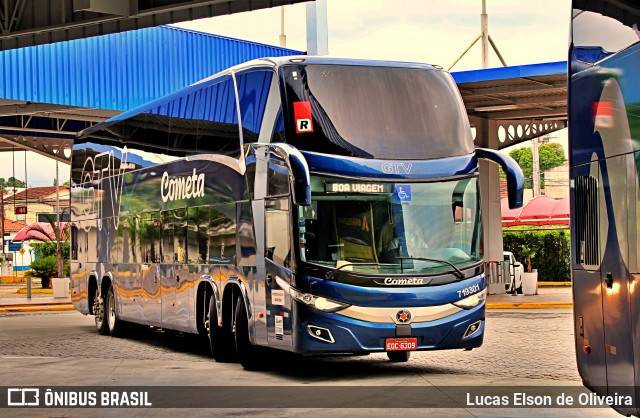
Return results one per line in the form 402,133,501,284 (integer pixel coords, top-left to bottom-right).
572,4,640,58
282,64,473,160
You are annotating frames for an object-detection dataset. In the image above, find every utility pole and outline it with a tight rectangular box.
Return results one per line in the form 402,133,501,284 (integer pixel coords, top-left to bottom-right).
447,0,508,71
481,0,489,68
532,137,541,197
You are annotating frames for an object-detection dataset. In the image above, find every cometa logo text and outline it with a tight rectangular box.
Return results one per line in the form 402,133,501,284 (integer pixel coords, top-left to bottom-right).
161,169,205,202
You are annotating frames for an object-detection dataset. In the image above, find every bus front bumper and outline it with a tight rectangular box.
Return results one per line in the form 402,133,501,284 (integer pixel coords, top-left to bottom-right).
293,301,485,354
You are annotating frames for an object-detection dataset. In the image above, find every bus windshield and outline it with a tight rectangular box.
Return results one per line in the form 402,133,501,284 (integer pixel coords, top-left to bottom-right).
282,64,473,159
299,176,482,276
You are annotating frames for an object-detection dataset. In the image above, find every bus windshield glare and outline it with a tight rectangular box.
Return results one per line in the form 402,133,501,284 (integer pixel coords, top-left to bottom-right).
282,64,473,159
299,176,482,275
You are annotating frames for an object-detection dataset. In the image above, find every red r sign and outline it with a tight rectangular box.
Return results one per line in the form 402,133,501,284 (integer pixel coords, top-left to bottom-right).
294,101,313,133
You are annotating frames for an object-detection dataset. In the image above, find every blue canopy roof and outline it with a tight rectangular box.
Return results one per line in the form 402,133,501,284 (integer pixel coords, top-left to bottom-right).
0,25,302,112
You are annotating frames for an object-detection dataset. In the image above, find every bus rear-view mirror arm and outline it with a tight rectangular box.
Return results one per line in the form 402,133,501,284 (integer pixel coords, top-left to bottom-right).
251,143,312,206
475,148,525,209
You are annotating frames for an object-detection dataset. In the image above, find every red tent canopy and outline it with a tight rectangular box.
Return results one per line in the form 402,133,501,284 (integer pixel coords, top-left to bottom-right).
502,196,569,226
500,197,523,227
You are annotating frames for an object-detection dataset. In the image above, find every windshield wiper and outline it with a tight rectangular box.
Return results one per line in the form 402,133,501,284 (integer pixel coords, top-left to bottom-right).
325,262,387,281
396,256,466,280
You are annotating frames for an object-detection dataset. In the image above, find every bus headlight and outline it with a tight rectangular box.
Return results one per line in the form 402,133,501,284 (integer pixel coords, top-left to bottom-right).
290,288,350,313
452,289,487,309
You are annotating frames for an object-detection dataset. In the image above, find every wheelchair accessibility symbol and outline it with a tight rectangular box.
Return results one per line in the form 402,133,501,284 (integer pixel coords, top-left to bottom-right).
394,185,412,202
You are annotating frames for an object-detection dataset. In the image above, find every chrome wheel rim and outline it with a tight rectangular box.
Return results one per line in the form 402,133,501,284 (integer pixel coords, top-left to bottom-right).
107,291,116,331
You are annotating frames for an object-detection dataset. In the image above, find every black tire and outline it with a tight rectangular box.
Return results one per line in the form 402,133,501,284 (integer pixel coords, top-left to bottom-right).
234,295,264,370
94,292,108,335
106,283,128,337
207,293,237,362
387,351,411,363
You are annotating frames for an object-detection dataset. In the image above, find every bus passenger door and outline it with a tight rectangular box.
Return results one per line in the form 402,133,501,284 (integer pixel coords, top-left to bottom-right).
265,157,294,349
254,150,294,350
600,154,636,395
265,195,293,349
160,209,192,332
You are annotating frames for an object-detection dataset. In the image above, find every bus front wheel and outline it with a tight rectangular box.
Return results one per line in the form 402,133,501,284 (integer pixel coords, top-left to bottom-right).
234,295,264,370
387,351,411,362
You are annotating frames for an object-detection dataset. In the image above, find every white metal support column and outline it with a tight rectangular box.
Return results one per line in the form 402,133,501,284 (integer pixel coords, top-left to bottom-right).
475,118,506,294
306,0,328,55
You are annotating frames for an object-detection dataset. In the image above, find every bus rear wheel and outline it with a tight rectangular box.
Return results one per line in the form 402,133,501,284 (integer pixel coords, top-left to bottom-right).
387,351,411,362
106,283,128,337
94,294,108,335
207,293,237,362
234,295,265,370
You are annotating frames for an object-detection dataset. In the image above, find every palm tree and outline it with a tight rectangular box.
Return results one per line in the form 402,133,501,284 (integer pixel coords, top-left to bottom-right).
24,213,70,279
520,244,537,273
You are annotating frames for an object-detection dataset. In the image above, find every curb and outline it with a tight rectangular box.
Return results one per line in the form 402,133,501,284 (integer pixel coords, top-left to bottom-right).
487,302,572,309
0,304,75,313
538,281,571,287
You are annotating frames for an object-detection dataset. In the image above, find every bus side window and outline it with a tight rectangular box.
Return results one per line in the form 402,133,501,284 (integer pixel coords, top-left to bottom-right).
161,211,175,263
208,205,237,264
173,208,188,263
267,158,290,197
71,225,78,260
271,109,285,143
139,213,160,264
194,78,241,158
236,70,274,145
265,198,291,268
120,215,136,264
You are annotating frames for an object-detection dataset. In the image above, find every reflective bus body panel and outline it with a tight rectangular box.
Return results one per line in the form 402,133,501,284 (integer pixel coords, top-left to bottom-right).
70,57,489,359
570,3,640,414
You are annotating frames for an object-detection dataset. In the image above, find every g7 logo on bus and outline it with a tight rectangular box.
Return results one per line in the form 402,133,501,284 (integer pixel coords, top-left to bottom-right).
381,162,412,174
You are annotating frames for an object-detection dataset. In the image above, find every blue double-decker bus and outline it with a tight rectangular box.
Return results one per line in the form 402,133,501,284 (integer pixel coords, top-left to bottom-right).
570,0,640,414
70,57,523,369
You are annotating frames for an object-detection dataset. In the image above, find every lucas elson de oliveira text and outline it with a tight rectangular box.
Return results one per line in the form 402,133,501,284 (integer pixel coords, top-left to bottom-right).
467,392,633,407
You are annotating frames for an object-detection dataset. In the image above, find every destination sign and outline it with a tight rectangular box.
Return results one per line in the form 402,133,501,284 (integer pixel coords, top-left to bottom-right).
325,182,392,193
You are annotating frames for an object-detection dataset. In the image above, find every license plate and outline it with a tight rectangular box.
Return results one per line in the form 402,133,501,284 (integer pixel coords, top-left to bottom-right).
385,337,418,351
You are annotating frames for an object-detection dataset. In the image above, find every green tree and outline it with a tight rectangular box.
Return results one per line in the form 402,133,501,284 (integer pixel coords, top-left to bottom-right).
0,177,26,189
9,177,25,187
508,142,565,188
29,256,58,288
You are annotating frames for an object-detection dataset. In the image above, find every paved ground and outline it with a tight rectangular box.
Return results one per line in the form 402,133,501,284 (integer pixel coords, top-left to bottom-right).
0,280,50,299
0,309,578,381
0,308,621,417
0,288,618,417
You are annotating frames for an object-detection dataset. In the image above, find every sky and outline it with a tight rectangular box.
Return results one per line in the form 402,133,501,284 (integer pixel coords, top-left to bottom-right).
14,0,572,187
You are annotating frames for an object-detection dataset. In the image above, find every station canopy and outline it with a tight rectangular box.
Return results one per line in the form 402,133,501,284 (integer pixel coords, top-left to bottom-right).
452,61,567,150
0,24,568,162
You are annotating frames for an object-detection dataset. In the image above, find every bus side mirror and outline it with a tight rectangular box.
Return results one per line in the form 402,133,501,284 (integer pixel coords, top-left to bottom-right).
287,148,312,206
475,148,524,209
251,143,311,206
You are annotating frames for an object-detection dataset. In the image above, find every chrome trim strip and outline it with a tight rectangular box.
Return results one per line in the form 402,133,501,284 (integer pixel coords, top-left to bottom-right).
336,303,463,324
